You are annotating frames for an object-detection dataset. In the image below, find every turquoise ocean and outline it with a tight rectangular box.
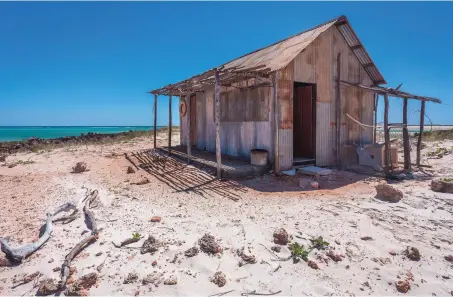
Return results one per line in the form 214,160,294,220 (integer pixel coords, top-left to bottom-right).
0,126,164,142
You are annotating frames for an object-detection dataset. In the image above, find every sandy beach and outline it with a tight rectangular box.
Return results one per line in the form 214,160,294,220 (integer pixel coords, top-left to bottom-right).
0,130,452,296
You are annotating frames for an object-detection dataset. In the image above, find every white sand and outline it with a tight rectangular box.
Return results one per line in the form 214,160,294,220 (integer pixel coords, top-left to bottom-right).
0,132,452,296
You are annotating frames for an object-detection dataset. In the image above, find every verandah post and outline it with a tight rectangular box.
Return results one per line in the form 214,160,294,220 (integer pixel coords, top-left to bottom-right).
187,94,191,164
168,95,172,156
215,69,222,179
335,53,341,168
153,94,158,149
383,93,390,173
402,98,411,170
416,100,425,167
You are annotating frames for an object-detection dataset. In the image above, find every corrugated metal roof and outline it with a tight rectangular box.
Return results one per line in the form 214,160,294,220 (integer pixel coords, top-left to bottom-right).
151,15,386,95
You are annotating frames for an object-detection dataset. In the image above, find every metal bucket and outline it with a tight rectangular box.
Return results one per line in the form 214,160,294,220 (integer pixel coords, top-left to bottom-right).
250,149,268,166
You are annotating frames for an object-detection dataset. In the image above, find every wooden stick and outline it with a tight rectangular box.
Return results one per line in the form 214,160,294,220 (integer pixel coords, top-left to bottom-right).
112,237,141,248
209,289,235,297
383,94,390,173
241,290,282,296
373,93,378,143
273,72,279,173
153,94,158,149
336,53,341,169
416,101,425,167
215,69,222,179
402,98,411,170
168,95,172,156
187,95,191,164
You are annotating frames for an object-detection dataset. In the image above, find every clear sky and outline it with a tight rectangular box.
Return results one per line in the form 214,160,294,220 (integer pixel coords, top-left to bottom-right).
1,1,452,126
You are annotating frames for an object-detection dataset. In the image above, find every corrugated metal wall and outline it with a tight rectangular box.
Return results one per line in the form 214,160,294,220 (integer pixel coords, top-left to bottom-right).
277,61,294,170
316,102,334,166
179,82,275,164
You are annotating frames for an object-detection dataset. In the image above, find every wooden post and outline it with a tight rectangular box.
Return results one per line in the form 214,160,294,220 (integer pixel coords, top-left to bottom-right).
168,95,172,156
215,69,222,179
273,72,279,173
383,93,390,173
373,93,379,143
402,98,411,170
335,53,341,168
187,95,191,164
153,94,158,149
416,100,425,167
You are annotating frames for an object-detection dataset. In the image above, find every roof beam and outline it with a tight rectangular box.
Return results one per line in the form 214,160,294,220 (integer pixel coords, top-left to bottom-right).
350,44,363,51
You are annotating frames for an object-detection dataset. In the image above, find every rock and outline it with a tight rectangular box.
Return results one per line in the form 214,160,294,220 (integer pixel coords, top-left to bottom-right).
126,166,135,174
48,258,54,264
445,255,453,263
389,250,397,256
210,271,226,287
184,246,199,257
0,256,11,267
326,250,344,262
273,228,289,245
199,234,222,254
0,155,6,162
132,177,150,185
37,279,59,296
53,267,61,272
307,260,319,270
123,272,138,284
163,275,177,285
361,236,373,241
375,184,403,203
310,181,319,189
150,216,161,223
152,260,157,267
142,272,164,286
95,252,102,257
237,247,256,264
271,246,281,253
371,257,392,265
75,273,98,289
395,280,411,293
431,178,453,193
72,162,88,173
404,247,421,261
140,236,160,255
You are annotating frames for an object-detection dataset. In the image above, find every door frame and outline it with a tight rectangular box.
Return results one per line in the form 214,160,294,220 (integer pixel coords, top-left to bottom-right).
293,82,317,160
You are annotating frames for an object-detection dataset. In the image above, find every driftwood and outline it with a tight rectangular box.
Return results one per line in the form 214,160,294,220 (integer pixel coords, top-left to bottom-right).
59,190,100,289
241,290,282,296
112,237,141,248
0,201,79,263
0,214,53,263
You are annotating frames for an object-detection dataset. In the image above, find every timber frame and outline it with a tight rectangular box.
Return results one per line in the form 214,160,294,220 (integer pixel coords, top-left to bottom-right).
149,65,274,179
340,81,441,173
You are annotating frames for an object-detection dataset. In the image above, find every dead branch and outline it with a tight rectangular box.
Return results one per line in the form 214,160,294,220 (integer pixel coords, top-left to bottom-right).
209,289,235,297
112,237,141,248
0,213,53,263
259,243,291,261
59,190,100,289
241,290,282,296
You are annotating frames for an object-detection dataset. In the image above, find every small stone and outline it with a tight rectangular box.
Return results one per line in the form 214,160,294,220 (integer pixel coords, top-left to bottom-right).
389,250,397,256
395,280,411,293
210,271,226,287
127,166,136,174
307,260,319,270
361,236,373,241
123,272,138,284
163,275,177,285
199,234,222,254
184,246,199,257
273,228,289,245
152,260,157,267
37,279,59,296
48,258,54,264
53,267,61,272
375,184,403,203
95,252,103,257
335,240,341,245
445,255,453,263
75,273,98,289
404,246,421,261
150,216,161,223
310,181,319,189
326,250,344,262
72,162,88,173
271,246,281,253
431,178,453,193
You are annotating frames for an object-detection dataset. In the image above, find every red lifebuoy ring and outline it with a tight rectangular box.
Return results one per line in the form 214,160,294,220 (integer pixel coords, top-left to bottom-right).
179,100,187,117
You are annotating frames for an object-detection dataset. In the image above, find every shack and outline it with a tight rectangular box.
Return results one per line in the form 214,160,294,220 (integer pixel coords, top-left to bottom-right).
150,15,441,177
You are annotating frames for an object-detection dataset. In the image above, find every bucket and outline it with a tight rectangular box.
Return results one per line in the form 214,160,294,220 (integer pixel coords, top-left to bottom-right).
250,149,268,166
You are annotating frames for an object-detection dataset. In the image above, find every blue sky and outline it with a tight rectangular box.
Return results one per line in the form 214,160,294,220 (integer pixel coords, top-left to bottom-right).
0,1,452,126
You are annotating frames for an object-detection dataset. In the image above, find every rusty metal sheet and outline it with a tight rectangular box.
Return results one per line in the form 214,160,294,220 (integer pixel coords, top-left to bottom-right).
316,102,334,166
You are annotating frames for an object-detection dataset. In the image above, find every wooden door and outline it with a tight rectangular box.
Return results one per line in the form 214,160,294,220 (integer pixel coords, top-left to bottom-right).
293,85,314,158
189,94,197,145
